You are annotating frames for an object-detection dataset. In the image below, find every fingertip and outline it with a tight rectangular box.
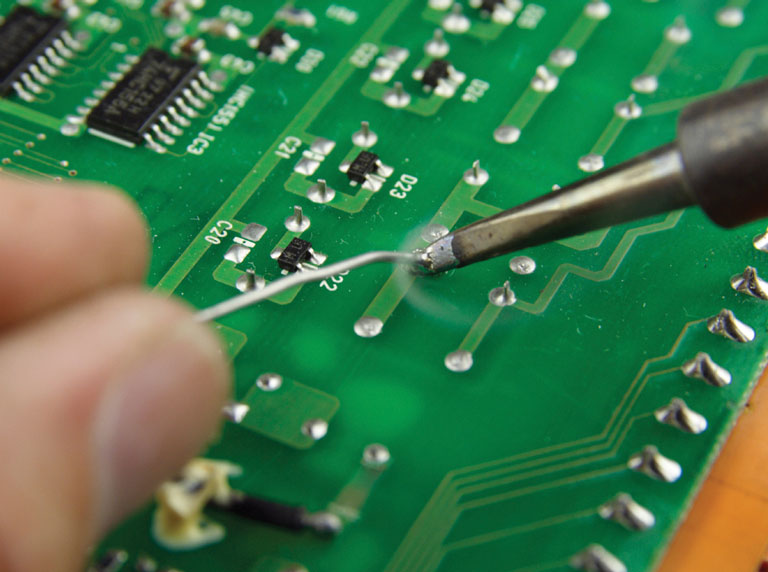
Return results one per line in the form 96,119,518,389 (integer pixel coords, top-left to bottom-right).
0,289,231,571
0,178,151,327
92,293,231,535
71,183,150,282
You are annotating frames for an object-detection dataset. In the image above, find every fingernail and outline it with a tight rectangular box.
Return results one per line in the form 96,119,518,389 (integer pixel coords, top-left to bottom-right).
92,321,228,534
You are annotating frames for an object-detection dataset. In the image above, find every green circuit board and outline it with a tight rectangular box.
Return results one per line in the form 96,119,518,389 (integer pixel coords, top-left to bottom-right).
2,0,768,570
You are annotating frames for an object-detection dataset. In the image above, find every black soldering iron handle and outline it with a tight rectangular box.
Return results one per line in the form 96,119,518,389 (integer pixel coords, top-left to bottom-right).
677,75,768,228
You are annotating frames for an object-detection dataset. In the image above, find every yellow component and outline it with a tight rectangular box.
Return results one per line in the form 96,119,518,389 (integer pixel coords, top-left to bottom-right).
152,458,241,551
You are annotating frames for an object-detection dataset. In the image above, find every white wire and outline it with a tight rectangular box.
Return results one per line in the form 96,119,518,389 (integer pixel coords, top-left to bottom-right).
196,251,418,322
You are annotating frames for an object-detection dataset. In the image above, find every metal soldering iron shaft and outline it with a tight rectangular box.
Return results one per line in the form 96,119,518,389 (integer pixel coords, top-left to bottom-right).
419,144,692,272
419,76,768,274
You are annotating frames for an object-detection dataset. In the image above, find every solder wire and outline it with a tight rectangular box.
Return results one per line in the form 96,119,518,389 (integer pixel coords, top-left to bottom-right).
196,251,417,322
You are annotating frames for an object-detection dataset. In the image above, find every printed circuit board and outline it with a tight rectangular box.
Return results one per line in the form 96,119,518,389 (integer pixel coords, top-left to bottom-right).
1,1,767,571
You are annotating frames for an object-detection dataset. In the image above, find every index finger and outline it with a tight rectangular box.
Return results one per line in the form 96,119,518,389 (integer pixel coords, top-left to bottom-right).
0,178,148,328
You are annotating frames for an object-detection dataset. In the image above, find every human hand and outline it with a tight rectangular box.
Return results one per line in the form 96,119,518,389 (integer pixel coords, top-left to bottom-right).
0,178,230,572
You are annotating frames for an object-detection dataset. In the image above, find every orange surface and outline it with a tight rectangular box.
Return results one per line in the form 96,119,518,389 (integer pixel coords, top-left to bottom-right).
658,368,768,572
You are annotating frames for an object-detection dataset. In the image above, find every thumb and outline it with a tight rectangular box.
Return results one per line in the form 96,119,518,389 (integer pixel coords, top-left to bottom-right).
0,289,230,572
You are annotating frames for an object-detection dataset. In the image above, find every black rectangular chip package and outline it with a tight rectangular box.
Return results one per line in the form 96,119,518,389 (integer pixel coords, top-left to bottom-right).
87,48,200,145
0,6,66,96
346,151,379,184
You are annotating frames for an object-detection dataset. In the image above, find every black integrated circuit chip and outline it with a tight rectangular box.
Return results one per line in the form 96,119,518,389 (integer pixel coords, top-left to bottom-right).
346,151,379,184
421,59,451,89
255,27,285,56
86,48,200,145
278,238,313,272
0,6,66,96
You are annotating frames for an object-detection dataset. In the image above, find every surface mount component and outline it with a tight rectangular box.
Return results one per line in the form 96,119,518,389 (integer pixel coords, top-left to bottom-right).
254,27,286,56
0,6,67,97
249,26,298,62
420,59,451,88
86,48,204,147
480,0,505,10
346,150,380,184
277,237,314,272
